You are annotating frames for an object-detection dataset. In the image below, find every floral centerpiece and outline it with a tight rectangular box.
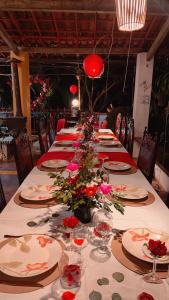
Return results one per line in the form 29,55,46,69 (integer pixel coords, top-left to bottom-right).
81,114,95,142
49,141,124,223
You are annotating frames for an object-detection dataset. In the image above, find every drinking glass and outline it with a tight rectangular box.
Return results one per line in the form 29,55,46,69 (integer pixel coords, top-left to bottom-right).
71,225,88,253
143,258,162,284
93,209,113,257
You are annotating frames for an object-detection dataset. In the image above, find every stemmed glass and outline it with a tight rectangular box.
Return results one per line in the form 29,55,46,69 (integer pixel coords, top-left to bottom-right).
92,208,113,258
143,257,162,284
71,225,88,254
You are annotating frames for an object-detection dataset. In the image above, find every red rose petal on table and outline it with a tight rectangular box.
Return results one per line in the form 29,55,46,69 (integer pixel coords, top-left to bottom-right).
138,292,154,300
62,291,76,300
74,239,84,246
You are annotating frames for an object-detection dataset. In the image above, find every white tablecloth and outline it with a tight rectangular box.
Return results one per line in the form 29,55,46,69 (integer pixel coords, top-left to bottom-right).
0,131,169,300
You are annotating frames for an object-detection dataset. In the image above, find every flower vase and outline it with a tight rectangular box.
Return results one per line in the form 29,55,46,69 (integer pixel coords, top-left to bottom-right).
74,205,91,224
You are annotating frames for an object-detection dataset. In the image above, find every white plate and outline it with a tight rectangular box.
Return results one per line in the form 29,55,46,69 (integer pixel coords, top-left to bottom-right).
54,141,74,147
42,159,68,169
103,161,131,171
20,185,56,202
100,141,120,147
98,135,114,140
0,234,62,277
122,228,169,264
112,184,148,200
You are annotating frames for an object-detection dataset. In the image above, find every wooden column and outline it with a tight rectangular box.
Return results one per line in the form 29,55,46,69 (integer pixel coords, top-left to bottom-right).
10,51,31,135
11,58,22,116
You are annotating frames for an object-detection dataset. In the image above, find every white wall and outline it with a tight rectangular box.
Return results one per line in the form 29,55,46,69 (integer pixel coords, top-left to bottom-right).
133,52,154,137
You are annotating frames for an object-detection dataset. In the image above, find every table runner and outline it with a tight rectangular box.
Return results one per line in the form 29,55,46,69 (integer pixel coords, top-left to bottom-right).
56,133,82,141
36,151,74,166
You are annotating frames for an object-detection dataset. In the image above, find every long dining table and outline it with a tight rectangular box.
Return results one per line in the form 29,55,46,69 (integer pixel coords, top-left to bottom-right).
0,128,169,300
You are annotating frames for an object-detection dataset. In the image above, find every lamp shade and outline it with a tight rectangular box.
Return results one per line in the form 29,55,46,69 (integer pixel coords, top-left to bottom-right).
83,54,104,78
69,84,78,95
115,0,147,32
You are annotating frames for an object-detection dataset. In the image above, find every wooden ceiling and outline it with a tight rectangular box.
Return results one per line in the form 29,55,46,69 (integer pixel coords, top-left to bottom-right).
0,0,169,65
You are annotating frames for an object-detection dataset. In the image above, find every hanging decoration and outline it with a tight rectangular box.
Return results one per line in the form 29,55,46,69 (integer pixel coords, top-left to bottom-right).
115,0,147,32
69,84,78,95
83,54,104,78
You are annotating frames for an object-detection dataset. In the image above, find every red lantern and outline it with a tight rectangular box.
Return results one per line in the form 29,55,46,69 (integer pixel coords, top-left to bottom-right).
69,84,78,95
83,54,104,78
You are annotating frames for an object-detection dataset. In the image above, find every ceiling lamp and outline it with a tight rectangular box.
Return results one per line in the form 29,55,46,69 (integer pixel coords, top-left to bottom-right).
83,54,104,78
115,0,147,32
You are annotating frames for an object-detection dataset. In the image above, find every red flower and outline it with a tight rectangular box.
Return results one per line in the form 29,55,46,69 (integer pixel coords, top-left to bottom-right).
148,239,167,257
138,292,154,300
68,175,79,185
63,216,80,229
82,185,98,197
62,291,76,300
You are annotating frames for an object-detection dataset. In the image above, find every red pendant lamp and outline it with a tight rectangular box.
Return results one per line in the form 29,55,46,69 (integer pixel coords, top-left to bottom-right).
69,84,78,95
83,54,104,78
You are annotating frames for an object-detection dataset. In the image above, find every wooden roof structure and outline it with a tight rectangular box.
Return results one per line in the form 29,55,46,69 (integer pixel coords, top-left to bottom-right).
0,0,169,68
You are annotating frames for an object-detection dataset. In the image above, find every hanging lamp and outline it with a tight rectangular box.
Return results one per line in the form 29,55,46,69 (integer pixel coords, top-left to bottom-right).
115,0,147,32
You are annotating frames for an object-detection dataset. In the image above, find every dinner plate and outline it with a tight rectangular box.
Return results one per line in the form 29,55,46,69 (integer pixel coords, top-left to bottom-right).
54,141,74,147
112,184,148,200
100,141,120,147
103,161,131,171
20,184,56,202
122,228,169,264
42,159,68,169
0,234,62,277
98,135,114,140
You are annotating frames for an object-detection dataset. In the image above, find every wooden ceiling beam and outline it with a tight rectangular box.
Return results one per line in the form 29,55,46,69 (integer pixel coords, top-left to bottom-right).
0,22,18,53
147,17,169,61
0,0,169,16
0,45,142,55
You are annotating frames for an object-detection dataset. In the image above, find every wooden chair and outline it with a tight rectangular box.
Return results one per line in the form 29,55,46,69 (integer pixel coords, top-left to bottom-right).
0,177,6,212
56,118,66,133
13,130,34,184
119,115,127,146
38,118,49,154
125,118,134,156
115,113,122,138
48,113,55,146
137,128,158,183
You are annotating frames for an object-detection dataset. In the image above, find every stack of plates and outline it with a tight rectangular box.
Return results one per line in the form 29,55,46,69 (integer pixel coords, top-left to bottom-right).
20,185,56,202
41,159,68,169
103,161,131,171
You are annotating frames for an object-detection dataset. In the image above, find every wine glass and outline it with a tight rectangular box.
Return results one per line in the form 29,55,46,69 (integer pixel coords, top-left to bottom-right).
143,257,162,284
93,209,113,258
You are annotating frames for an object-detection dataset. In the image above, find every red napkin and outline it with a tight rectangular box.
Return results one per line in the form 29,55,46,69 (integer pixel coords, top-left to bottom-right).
36,152,74,166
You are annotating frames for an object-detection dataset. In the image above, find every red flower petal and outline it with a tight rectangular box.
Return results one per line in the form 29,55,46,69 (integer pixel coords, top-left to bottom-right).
62,291,76,300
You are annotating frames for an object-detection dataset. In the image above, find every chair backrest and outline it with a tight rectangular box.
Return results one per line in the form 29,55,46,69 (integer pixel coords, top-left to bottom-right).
13,130,34,184
56,118,66,132
100,120,107,129
47,113,55,146
125,118,134,156
115,113,122,138
0,177,6,212
119,115,127,146
38,118,49,155
137,128,158,183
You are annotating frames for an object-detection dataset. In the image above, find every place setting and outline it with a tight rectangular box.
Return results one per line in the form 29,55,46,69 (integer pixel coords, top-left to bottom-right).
13,184,61,208
103,160,137,175
53,140,75,147
106,184,155,207
111,227,169,281
37,159,69,172
0,233,68,293
99,140,122,148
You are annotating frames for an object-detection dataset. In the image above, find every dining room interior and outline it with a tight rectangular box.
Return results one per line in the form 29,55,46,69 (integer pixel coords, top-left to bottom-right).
0,1,169,299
